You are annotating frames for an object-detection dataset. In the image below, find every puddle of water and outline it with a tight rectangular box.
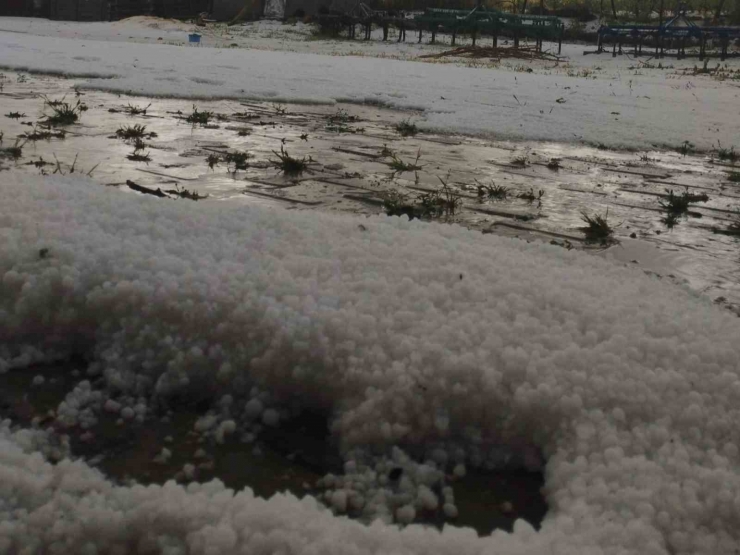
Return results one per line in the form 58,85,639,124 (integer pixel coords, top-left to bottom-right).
5,70,738,534
0,360,546,536
2,69,738,308
0,360,324,498
2,74,737,308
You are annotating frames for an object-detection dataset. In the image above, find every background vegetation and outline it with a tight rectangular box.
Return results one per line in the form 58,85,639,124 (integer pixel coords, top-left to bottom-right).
367,0,740,25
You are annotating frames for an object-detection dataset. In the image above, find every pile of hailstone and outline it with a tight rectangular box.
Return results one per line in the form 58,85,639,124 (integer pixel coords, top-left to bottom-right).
318,447,463,523
1,175,740,555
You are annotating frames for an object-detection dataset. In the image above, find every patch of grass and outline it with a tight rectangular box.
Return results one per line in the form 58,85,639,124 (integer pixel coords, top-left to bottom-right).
42,99,85,127
270,145,309,176
419,176,462,218
5,112,26,119
476,180,509,200
685,191,709,203
0,139,25,160
186,106,215,126
380,144,394,158
19,125,66,142
125,103,151,116
328,108,359,124
580,209,615,243
727,171,740,183
662,211,680,229
325,109,363,133
115,124,157,142
224,151,251,175
659,188,709,215
237,128,252,137
676,140,694,157
25,156,52,169
511,154,529,167
382,190,415,218
126,138,151,162
383,176,461,220
127,152,151,162
42,95,65,108
50,153,99,177
206,153,221,169
387,149,423,175
517,187,544,204
546,158,561,170
165,184,208,201
716,143,738,163
395,119,418,137
325,121,364,134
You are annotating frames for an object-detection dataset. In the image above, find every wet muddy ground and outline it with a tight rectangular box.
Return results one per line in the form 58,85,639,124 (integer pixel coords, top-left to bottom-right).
0,359,547,535
0,69,737,534
2,71,737,311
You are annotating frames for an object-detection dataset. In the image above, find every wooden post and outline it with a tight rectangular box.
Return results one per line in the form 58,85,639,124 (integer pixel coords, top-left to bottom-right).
558,25,563,54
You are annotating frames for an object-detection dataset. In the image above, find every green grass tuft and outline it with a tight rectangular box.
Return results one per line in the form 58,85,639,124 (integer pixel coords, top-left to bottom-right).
580,209,615,243
387,149,423,175
115,124,157,142
271,145,309,176
186,106,215,126
476,181,509,200
42,99,85,126
395,119,419,137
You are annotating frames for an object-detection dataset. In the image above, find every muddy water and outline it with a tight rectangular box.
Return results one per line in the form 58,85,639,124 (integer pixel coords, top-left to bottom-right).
2,71,738,311
0,359,545,536
0,70,738,534
1,71,739,310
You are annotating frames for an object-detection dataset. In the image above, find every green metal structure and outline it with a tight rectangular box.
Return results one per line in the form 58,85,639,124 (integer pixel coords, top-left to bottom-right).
414,7,564,51
317,4,564,52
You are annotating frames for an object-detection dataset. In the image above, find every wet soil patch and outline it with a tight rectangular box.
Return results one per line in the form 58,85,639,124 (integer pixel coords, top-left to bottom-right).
1,71,738,310
0,360,547,535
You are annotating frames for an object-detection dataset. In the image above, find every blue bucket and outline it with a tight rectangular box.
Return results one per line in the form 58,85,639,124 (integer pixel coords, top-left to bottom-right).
188,33,202,45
